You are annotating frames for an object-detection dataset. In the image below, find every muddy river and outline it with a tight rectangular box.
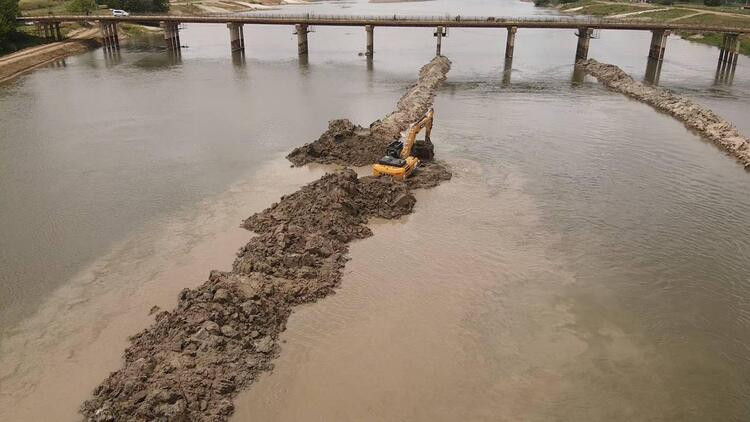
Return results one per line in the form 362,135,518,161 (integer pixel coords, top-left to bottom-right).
1,0,749,420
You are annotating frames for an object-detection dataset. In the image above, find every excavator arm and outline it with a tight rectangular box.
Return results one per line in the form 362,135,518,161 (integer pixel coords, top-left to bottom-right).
372,108,435,180
401,108,433,159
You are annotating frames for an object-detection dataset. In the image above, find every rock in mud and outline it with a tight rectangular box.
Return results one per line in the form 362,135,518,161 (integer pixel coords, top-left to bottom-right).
577,59,750,168
287,55,452,167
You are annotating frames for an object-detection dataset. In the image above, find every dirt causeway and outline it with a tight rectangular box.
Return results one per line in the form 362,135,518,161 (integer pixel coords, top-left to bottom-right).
287,55,452,167
81,57,452,421
578,59,750,168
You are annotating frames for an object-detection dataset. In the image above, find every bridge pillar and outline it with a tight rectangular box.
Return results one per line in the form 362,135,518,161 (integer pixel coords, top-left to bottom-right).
228,23,244,52
648,29,670,61
295,24,309,55
435,26,446,56
110,23,119,49
54,22,62,41
575,27,593,61
365,25,374,56
99,22,120,51
505,26,517,59
99,21,110,50
162,22,180,51
719,33,740,66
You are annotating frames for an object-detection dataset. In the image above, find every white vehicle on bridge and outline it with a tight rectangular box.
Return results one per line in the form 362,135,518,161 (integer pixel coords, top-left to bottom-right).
111,9,130,16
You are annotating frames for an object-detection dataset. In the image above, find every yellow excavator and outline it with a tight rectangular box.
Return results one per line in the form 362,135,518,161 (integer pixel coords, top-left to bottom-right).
372,108,434,180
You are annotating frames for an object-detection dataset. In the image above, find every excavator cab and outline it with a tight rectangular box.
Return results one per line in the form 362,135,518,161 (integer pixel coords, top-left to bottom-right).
372,108,434,180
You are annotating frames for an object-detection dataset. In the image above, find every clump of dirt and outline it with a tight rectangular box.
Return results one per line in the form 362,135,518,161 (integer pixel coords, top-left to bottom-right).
577,59,750,168
81,56,453,422
287,55,452,167
81,168,438,421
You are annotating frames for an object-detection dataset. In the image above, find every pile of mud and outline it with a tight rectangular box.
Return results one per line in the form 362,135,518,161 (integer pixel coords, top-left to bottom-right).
287,55,452,167
81,56,453,421
577,59,750,168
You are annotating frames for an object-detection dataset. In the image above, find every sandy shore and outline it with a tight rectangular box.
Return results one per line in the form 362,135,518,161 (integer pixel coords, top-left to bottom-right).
0,27,101,84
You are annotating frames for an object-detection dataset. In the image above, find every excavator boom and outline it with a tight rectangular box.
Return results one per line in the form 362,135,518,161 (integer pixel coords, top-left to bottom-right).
400,109,433,159
372,108,434,180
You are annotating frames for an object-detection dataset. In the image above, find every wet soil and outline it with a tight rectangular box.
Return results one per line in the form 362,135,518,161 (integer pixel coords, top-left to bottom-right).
287,55,452,167
80,57,452,421
577,59,750,168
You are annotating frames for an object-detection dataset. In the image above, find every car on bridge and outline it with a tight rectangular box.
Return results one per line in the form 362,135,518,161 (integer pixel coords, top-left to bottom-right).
111,9,130,17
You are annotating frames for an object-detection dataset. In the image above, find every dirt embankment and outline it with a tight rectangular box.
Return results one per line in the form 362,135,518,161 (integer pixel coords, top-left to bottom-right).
0,28,102,84
577,59,750,168
81,57,452,422
287,55,452,167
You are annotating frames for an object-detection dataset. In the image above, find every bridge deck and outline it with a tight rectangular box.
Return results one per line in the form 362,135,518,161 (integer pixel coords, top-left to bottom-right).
16,14,750,34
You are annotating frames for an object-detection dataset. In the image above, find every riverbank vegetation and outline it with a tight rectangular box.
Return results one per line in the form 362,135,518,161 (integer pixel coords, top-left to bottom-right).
537,0,750,56
1,0,20,53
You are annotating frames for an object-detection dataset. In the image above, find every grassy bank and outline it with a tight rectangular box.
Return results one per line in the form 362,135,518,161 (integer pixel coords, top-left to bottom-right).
0,22,87,56
0,30,47,56
552,0,750,56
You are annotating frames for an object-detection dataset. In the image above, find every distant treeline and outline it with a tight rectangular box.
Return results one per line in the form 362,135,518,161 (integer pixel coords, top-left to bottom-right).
535,0,747,6
96,0,169,12
1,0,20,54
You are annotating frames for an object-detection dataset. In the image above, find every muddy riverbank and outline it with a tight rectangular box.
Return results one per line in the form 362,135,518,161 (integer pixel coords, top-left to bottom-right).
80,57,451,421
0,28,101,84
577,59,750,168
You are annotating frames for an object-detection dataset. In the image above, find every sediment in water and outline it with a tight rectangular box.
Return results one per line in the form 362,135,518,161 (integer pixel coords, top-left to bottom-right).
81,57,452,421
287,55,452,167
577,59,750,168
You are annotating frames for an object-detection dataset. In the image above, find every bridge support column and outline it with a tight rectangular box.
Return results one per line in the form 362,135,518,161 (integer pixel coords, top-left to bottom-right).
295,24,309,55
505,26,517,59
719,33,740,66
648,29,669,61
575,27,593,61
100,22,110,50
54,22,62,41
110,23,119,49
228,23,244,52
162,22,180,51
435,26,446,56
99,22,120,51
365,25,374,56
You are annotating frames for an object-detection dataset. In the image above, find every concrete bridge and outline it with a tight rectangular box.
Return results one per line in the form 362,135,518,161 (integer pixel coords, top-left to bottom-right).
18,14,746,72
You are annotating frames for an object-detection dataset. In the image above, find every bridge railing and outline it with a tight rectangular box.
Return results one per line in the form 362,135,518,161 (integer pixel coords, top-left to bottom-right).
16,12,749,33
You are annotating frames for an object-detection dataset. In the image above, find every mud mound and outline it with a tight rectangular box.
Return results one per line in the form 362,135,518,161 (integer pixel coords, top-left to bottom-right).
287,55,452,167
577,59,750,168
82,55,453,421
81,165,451,421
286,119,387,167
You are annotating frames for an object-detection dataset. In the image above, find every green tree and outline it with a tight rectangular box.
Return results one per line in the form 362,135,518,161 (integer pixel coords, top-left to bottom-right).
106,0,168,12
703,0,722,5
0,0,20,52
67,0,97,13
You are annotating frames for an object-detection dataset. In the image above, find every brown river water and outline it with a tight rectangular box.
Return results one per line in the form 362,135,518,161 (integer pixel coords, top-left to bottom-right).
1,0,750,420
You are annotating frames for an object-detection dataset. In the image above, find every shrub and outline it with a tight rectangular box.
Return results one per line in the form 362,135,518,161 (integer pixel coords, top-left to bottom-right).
106,0,168,12
703,0,722,6
0,0,20,53
67,0,97,13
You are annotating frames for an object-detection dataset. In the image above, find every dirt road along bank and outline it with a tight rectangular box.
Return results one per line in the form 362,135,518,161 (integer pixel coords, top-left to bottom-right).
287,56,452,167
0,28,101,84
577,59,750,168
81,57,452,421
